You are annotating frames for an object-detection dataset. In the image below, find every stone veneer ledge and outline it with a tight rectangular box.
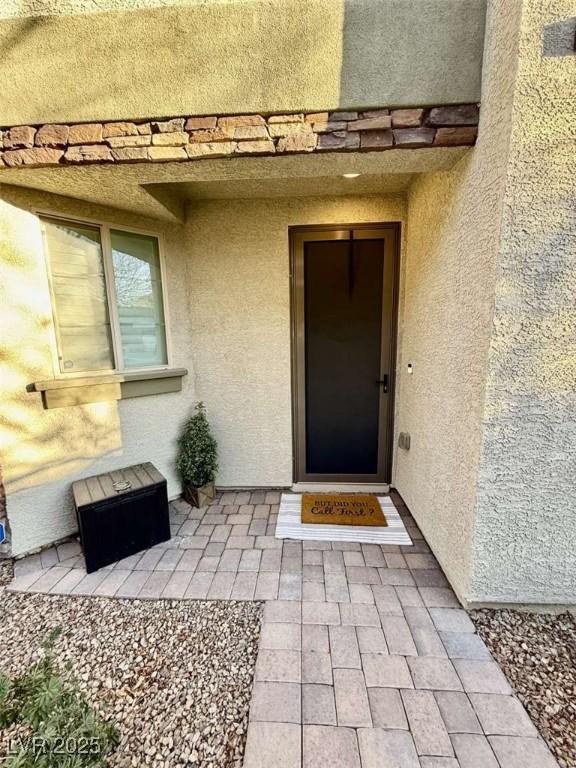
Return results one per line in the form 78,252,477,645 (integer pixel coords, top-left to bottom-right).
0,104,479,169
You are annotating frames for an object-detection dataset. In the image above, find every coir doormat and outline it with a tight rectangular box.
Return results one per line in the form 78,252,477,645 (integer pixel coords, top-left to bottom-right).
277,494,412,544
301,494,387,527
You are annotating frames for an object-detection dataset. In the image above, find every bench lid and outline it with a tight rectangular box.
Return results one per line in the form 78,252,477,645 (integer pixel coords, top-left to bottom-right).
72,462,166,508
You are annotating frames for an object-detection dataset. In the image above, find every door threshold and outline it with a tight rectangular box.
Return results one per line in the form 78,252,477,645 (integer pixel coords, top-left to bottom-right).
291,482,390,494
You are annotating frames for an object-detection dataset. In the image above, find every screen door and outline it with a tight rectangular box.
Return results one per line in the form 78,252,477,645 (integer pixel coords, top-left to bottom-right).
291,225,399,483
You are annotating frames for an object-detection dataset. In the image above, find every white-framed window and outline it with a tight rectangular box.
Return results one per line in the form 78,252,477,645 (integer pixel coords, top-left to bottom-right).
40,214,170,375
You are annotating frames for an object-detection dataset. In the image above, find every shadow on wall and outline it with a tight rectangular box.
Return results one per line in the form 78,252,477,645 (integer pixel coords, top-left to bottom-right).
0,15,44,58
338,0,486,108
479,218,576,474
0,192,122,498
0,1,341,123
1,0,488,124
542,17,576,57
0,12,139,125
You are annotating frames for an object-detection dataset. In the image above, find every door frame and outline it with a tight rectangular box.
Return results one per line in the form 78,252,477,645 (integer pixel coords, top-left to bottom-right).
289,222,401,485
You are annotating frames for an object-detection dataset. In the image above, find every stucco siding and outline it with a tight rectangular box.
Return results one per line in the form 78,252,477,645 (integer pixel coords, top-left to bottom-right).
393,0,521,601
0,0,486,125
470,0,576,604
397,0,576,606
185,195,406,488
394,165,494,598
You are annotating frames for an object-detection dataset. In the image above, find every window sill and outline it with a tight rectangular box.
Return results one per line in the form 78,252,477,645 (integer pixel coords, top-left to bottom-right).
28,368,188,410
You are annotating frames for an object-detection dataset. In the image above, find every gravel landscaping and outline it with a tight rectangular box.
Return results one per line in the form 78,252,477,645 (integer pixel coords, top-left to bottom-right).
0,589,261,768
472,609,576,768
0,559,13,587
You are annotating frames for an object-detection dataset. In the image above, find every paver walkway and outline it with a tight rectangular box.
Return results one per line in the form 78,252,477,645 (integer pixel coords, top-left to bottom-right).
8,491,559,768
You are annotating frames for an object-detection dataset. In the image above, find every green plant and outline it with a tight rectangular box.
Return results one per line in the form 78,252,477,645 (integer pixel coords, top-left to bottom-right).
0,629,118,767
176,402,218,488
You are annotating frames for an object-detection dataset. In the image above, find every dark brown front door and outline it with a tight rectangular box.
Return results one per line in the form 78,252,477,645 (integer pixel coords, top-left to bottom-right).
290,224,399,484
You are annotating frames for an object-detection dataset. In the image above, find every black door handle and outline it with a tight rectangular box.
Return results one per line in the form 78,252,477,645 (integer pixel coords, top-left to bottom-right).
375,375,389,393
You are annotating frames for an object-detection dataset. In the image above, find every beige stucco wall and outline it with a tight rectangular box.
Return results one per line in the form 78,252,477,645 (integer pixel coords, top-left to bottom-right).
393,0,521,600
470,0,576,604
395,166,496,598
0,0,486,125
185,195,406,488
0,185,196,556
397,0,576,606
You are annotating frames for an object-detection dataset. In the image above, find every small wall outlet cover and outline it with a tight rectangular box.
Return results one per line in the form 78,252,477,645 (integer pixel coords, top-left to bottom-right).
407,363,413,375
398,432,411,450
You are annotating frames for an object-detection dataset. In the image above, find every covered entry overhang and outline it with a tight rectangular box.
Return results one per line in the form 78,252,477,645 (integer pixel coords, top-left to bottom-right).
0,104,478,221
0,144,470,222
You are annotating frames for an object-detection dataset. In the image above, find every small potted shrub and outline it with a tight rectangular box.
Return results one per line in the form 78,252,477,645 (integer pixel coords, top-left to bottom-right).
176,402,218,507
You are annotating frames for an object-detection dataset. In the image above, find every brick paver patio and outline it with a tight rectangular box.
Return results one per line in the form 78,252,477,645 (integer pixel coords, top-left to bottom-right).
7,491,559,768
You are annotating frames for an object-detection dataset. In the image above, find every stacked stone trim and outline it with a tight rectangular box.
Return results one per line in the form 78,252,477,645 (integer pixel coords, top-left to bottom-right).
0,104,479,169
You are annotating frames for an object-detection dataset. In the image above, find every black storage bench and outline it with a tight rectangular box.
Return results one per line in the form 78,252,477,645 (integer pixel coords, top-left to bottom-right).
72,462,170,573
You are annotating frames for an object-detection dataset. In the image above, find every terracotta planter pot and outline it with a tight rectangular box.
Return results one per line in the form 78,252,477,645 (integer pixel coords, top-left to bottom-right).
183,480,216,508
